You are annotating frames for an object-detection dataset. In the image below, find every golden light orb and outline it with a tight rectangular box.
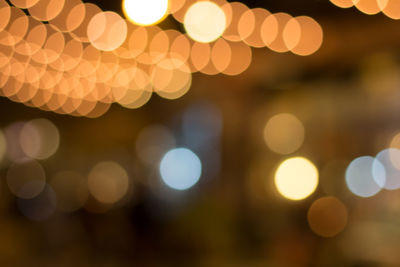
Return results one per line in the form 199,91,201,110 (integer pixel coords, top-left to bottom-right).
184,1,226,43
122,0,169,26
274,157,319,201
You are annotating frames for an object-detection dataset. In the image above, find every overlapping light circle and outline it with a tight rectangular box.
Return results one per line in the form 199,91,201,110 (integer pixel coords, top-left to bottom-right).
0,0,324,118
330,0,400,19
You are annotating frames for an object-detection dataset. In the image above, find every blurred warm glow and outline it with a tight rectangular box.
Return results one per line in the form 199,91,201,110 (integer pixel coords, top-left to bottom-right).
190,42,210,72
19,118,60,160
345,156,385,197
274,157,319,201
222,2,249,42
222,41,252,75
9,0,40,9
70,3,102,43
6,158,46,199
329,0,355,8
184,1,226,43
307,197,348,237
169,0,186,14
151,57,192,99
239,8,276,48
378,0,400,19
283,16,323,56
264,12,292,53
263,113,305,155
28,0,65,21
122,0,169,26
48,0,85,32
160,148,202,190
88,161,130,204
87,11,127,51
211,38,231,73
353,0,381,15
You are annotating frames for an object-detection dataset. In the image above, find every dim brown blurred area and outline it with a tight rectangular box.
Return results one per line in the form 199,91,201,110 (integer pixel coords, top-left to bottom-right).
1,0,400,266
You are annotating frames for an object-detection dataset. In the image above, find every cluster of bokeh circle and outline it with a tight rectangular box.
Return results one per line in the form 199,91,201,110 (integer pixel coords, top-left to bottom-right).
263,113,348,238
330,0,400,19
0,0,324,117
263,113,400,238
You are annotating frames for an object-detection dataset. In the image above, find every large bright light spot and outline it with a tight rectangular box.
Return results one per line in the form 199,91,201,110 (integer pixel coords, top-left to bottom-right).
184,1,226,43
122,0,169,26
274,157,319,201
160,148,202,190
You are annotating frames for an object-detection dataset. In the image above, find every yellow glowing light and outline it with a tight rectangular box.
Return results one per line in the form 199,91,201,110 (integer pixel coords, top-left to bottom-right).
274,157,319,201
184,1,226,43
122,0,169,26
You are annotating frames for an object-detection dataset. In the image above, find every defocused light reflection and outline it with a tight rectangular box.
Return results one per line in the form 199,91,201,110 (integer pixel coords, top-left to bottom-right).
274,157,318,201
9,0,40,9
19,118,60,160
6,158,46,199
160,148,202,190
283,16,323,56
378,0,400,19
87,11,127,52
307,196,348,237
263,113,305,155
122,0,169,26
88,161,130,204
28,0,65,21
329,0,354,8
353,0,381,15
184,1,226,43
345,156,385,197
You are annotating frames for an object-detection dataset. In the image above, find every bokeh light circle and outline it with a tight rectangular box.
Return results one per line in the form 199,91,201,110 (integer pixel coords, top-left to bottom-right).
88,161,130,204
184,1,226,43
345,156,385,198
263,113,305,155
274,157,319,201
160,148,202,190
122,0,169,26
307,196,348,237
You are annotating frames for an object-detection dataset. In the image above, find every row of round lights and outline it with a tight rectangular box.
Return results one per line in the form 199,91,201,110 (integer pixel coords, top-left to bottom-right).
0,0,324,117
0,118,204,220
330,0,400,19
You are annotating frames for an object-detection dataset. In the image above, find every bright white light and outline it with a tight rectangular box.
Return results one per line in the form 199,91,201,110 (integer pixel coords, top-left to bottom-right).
160,148,202,190
274,157,319,201
184,1,226,43
122,0,169,26
345,156,385,198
